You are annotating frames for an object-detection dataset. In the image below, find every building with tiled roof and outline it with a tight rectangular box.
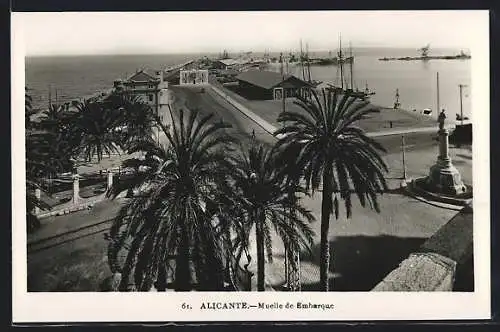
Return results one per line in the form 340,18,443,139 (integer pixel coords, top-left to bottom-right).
113,69,169,115
235,70,311,100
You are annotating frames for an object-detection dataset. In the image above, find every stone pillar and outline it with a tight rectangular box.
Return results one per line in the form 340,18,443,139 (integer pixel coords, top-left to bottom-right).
34,188,41,215
438,128,450,162
72,174,80,205
107,170,113,190
427,128,466,195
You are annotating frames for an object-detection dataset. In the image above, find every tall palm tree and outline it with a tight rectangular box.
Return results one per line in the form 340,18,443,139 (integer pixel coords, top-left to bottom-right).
72,99,123,162
106,107,237,291
274,88,388,291
230,141,315,291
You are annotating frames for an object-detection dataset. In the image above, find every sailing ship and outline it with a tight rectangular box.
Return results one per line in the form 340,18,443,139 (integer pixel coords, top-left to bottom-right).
219,49,230,60
326,39,375,101
299,40,322,88
308,47,354,66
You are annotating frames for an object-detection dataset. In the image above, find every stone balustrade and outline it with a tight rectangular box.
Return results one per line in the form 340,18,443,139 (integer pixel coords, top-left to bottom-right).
372,205,473,291
36,169,116,219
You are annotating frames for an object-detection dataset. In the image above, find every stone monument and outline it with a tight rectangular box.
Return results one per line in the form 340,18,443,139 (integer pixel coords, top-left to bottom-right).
426,110,467,195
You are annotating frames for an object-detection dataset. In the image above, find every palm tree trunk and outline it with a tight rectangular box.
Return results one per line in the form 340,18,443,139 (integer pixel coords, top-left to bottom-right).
256,214,266,291
97,145,102,162
156,262,167,291
320,167,333,291
175,229,191,291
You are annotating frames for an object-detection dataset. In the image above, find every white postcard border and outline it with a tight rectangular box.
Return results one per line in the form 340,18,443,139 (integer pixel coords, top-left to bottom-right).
11,10,491,322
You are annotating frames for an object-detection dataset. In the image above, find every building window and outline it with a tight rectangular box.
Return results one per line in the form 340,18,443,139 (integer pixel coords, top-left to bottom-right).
148,94,153,102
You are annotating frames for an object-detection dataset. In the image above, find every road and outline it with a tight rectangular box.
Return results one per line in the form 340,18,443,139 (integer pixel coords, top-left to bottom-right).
158,86,277,148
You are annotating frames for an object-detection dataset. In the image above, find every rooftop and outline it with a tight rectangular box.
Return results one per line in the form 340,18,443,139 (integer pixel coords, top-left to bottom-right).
236,70,306,90
127,69,161,83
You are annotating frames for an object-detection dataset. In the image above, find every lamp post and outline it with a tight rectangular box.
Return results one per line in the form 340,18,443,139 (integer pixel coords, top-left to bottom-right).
401,135,407,180
459,84,468,126
436,72,440,114
280,52,286,128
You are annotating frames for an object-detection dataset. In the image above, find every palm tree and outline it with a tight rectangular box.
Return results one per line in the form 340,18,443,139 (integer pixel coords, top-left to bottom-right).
103,93,157,146
25,89,56,232
25,88,36,131
106,107,237,291
230,141,315,291
274,88,388,291
72,99,123,162
35,103,76,190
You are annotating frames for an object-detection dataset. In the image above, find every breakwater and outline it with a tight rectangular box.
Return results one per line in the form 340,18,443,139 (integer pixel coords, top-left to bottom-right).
379,55,471,62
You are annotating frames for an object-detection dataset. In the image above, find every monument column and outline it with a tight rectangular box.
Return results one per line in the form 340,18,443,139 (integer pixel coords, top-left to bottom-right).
437,128,451,166
426,110,466,195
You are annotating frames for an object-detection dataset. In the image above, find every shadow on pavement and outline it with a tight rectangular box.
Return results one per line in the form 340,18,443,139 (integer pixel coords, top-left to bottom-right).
298,235,427,291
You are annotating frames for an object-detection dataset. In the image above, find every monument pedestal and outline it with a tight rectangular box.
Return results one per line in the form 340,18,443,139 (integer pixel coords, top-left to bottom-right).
426,128,466,195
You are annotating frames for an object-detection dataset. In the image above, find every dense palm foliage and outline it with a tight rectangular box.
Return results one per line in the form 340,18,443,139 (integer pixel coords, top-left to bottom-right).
106,108,239,291
103,93,157,146
72,99,123,162
230,141,315,291
25,89,57,232
35,103,77,178
274,88,388,291
24,88,157,233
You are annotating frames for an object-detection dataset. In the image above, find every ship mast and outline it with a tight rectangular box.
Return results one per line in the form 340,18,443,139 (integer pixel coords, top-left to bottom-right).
300,39,306,81
349,42,354,91
306,42,312,82
338,35,344,90
436,72,440,113
48,84,52,108
280,52,286,119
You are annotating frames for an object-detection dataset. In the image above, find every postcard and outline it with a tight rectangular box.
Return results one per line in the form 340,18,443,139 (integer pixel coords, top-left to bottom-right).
12,10,490,322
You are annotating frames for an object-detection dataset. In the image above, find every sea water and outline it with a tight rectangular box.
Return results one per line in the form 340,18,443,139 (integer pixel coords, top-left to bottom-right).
25,48,471,119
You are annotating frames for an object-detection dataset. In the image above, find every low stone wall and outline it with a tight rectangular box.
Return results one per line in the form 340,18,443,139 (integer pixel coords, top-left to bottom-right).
36,170,116,219
372,204,473,291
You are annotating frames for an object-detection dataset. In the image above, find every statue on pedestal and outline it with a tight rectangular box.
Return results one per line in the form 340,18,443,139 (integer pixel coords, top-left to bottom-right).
425,108,466,195
438,109,446,130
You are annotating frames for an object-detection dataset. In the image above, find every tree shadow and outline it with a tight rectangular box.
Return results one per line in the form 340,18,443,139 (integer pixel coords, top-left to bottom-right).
299,235,427,291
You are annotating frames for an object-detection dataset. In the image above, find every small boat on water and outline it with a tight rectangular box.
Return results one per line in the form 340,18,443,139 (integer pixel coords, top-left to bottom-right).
421,108,433,116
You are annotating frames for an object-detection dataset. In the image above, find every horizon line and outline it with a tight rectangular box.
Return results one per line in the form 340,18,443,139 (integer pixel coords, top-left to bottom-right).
25,46,469,58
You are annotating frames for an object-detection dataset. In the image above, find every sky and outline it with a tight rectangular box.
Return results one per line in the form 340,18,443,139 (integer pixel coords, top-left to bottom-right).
13,10,487,56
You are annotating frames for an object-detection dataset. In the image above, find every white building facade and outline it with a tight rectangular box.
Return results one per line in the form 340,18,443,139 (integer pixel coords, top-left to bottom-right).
179,69,209,85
